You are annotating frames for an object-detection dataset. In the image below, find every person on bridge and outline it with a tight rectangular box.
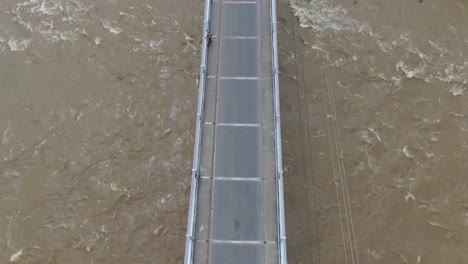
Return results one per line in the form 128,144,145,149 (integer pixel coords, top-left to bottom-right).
206,32,213,47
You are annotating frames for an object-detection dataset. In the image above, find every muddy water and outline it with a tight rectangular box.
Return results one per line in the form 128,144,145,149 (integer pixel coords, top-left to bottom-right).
0,0,203,263
279,0,468,263
1,0,468,263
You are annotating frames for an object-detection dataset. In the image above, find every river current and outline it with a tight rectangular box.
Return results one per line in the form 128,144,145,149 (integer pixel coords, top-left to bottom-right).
1,0,467,263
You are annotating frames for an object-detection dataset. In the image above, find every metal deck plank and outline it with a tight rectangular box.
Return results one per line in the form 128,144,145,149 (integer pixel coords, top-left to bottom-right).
221,3,259,37
214,126,261,178
211,244,264,264
219,38,260,78
211,180,263,241
217,79,261,124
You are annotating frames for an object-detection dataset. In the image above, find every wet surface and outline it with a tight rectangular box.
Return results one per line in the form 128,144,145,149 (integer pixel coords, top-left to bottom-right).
1,0,468,263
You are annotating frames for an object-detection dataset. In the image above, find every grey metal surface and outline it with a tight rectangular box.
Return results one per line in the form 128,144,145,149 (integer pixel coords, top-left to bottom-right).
212,180,263,240
185,0,287,263
211,244,264,264
221,3,259,37
219,38,260,77
217,79,261,124
214,126,261,178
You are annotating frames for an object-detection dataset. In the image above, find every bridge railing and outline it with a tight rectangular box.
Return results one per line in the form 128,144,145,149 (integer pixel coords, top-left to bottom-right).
184,0,211,263
271,0,288,263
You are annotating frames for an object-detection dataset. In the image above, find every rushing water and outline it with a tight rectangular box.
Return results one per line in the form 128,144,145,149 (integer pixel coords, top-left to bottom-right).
280,0,468,263
1,0,467,263
0,0,202,263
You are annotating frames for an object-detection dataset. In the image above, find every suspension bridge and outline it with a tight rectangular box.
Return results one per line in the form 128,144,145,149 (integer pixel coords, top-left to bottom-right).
184,0,287,263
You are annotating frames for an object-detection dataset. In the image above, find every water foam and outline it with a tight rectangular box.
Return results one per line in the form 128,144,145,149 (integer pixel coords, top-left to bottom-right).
0,36,5,52
290,0,361,32
449,85,465,96
7,38,31,51
290,0,468,92
6,0,93,46
94,36,102,45
101,20,123,35
396,61,428,81
34,0,63,15
10,249,23,262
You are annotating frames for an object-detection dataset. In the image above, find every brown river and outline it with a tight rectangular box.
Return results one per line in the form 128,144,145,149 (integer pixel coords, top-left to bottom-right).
0,0,467,263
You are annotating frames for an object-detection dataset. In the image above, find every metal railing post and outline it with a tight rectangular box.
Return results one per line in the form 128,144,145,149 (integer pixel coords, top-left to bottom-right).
184,0,212,263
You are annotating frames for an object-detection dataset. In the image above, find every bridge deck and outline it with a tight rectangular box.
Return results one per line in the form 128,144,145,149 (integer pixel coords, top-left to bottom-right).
185,1,286,263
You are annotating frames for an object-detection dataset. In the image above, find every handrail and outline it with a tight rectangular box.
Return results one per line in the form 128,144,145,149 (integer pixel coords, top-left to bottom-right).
271,0,288,263
184,0,212,263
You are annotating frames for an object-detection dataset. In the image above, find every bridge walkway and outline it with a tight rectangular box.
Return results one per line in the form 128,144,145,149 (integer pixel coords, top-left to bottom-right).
185,0,286,263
